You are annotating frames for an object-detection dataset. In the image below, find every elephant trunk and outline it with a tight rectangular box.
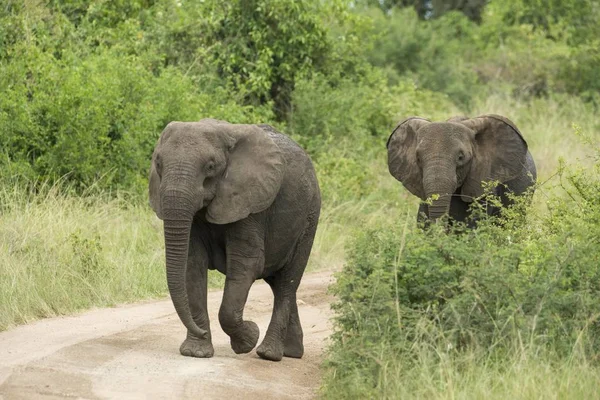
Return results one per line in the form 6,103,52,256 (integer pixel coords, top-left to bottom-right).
423,161,456,221
427,197,452,220
162,192,208,339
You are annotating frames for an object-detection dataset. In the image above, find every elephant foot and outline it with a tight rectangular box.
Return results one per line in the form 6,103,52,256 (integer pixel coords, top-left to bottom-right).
283,322,304,358
180,336,214,358
283,340,304,359
256,340,284,361
230,321,260,354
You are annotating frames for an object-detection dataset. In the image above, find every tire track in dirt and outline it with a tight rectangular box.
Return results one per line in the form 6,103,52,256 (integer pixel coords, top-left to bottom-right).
0,271,335,399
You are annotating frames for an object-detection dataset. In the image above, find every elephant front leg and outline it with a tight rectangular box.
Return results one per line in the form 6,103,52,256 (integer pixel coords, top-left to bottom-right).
218,263,260,354
180,224,214,358
218,223,265,354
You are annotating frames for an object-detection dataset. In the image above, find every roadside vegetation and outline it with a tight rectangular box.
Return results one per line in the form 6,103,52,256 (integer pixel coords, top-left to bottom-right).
1,0,599,397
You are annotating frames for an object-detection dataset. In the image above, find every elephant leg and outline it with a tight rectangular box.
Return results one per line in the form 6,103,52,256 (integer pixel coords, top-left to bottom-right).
219,268,259,354
283,296,304,358
218,222,263,354
179,223,214,358
257,230,314,361
263,277,304,359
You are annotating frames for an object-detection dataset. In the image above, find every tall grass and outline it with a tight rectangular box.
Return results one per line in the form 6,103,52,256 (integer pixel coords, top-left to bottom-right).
2,93,594,331
0,176,358,330
324,340,600,399
0,182,225,331
321,110,600,398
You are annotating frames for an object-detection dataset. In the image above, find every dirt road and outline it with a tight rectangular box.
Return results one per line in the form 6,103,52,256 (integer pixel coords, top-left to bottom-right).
0,271,334,400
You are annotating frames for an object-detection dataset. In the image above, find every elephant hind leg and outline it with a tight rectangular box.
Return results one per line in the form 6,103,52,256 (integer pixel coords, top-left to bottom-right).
257,230,315,361
257,274,297,361
283,299,303,358
261,277,304,359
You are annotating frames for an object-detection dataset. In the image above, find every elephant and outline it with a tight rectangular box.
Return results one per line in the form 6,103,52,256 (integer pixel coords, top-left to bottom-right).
148,119,320,361
387,114,537,226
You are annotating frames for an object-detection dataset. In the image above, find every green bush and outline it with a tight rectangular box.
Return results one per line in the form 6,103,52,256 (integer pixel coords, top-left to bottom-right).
2,0,598,192
289,68,455,204
366,8,483,106
0,42,271,191
324,144,600,396
0,0,371,190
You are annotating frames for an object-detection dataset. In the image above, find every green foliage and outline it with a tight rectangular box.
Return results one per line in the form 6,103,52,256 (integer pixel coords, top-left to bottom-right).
0,45,266,190
138,0,361,119
366,8,484,106
363,1,600,106
0,0,371,190
480,0,600,100
198,0,330,118
490,0,600,45
290,68,455,204
323,145,600,397
362,0,488,22
2,0,599,191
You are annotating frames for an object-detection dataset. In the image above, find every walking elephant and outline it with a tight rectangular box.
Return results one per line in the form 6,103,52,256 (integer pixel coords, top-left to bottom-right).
149,119,320,361
387,114,536,225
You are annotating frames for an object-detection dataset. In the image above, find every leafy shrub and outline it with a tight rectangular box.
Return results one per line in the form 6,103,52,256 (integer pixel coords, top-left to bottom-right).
137,0,359,120
0,42,271,191
325,143,600,396
0,0,370,191
365,8,484,106
290,68,455,204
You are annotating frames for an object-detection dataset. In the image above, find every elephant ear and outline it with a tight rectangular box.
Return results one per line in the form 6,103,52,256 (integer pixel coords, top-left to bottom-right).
148,122,177,220
459,114,528,201
387,117,431,200
206,124,285,224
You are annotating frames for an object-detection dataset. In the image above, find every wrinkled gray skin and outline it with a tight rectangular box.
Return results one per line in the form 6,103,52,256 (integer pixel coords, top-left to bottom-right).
387,115,537,226
149,119,320,361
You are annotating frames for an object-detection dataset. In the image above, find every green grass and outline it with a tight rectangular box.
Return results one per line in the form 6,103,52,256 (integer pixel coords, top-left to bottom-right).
0,182,226,331
323,346,600,399
320,94,600,399
2,93,596,333
0,177,352,330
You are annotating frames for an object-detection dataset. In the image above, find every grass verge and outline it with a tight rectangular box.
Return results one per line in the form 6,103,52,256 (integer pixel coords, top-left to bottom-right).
0,182,227,331
321,136,600,398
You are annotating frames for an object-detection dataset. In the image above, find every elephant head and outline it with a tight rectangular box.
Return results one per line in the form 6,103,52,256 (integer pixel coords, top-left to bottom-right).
149,119,284,338
387,114,528,221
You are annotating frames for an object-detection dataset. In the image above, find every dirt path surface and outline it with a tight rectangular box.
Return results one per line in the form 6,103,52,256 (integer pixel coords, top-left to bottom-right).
0,271,335,400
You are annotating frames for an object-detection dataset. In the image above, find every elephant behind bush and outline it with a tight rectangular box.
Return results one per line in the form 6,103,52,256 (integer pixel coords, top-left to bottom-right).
387,114,537,225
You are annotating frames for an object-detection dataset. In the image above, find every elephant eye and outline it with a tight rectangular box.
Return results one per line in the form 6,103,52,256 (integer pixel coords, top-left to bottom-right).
205,161,216,174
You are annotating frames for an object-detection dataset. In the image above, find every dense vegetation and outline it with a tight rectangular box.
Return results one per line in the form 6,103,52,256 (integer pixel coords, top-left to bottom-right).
325,150,600,398
1,0,599,397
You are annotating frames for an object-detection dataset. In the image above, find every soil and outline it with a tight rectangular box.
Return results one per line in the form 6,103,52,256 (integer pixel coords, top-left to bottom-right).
0,271,335,400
